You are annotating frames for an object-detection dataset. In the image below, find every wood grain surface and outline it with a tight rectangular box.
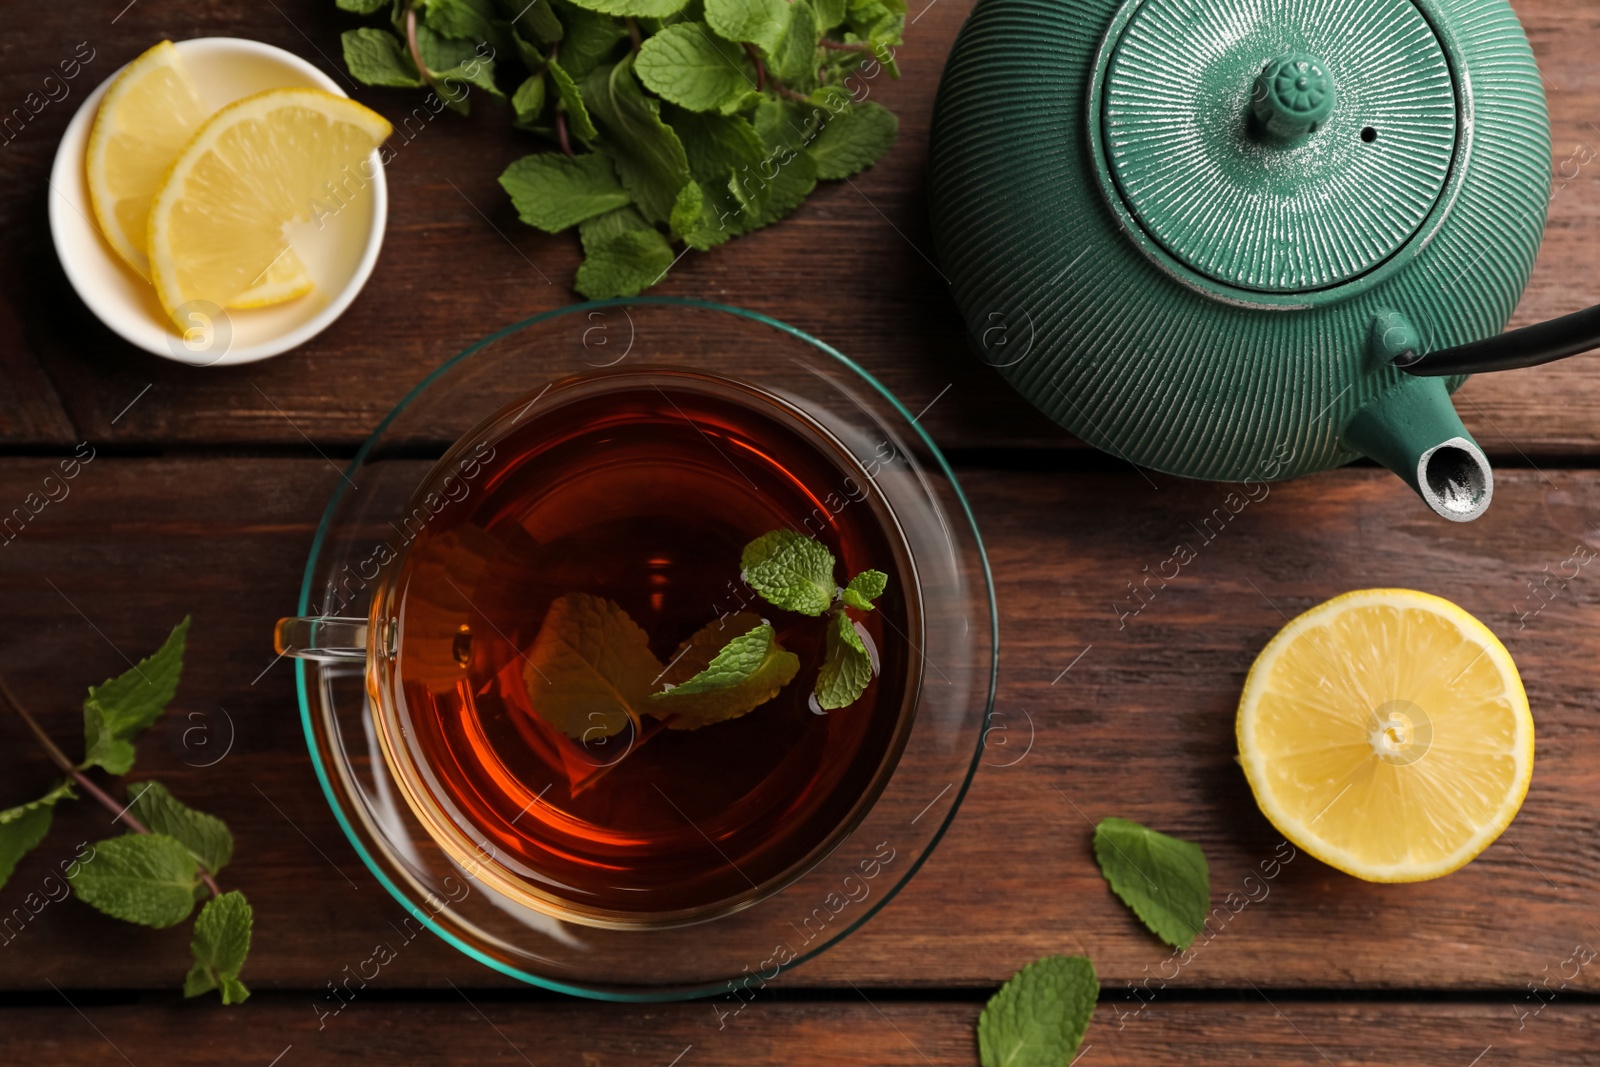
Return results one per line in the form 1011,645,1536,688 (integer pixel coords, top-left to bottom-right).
3,999,1597,1065
2,0,1599,1061
0,459,1597,997
0,2,1597,453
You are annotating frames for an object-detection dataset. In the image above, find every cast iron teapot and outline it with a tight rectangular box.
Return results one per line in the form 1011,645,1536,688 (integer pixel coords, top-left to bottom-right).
928,0,1597,521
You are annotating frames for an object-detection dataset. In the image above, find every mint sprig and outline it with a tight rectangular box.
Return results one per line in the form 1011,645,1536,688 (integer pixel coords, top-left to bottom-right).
1092,817,1210,950
0,619,252,1004
979,955,1098,1067
337,0,904,297
740,528,887,710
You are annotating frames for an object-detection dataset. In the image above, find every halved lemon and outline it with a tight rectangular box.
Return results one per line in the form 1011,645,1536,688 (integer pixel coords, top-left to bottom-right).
85,41,317,308
1237,589,1532,882
147,88,391,327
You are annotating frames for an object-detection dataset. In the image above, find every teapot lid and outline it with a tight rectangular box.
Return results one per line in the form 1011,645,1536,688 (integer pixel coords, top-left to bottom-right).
1097,0,1457,293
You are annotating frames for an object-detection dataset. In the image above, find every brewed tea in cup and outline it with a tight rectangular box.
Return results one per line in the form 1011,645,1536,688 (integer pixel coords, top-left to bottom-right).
278,368,920,927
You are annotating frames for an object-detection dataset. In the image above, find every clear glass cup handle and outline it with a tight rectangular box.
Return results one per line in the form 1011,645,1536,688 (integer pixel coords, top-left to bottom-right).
274,616,368,661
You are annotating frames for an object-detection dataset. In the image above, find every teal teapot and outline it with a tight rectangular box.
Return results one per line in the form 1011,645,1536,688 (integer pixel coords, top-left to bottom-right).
928,0,1596,521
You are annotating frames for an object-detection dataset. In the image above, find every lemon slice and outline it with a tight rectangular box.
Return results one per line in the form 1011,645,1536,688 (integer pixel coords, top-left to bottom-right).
231,249,316,308
1237,589,1532,882
147,88,391,326
85,41,317,308
86,41,209,277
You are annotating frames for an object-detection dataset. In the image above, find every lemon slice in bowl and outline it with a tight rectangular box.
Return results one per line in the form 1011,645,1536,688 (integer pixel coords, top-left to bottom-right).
85,40,208,278
1237,589,1532,883
85,41,317,308
147,88,391,328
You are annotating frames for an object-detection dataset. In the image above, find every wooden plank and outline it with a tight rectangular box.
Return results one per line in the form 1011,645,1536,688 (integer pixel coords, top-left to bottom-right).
1,457,1598,992
0,998,1594,1065
0,3,1598,453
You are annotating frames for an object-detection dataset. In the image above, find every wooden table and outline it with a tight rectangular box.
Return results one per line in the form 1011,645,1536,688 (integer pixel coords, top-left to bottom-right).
3,1,1598,1063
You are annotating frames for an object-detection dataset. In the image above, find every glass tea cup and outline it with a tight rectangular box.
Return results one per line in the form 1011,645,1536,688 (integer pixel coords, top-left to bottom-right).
274,299,995,998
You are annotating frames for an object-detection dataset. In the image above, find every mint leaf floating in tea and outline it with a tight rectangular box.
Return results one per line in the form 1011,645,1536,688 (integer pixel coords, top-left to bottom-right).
80,615,190,775
186,890,253,1004
129,780,234,877
816,611,873,710
523,592,665,740
651,613,801,729
1092,817,1209,950
742,529,838,616
0,619,252,1002
978,955,1098,1067
68,833,201,928
841,568,888,611
0,780,76,888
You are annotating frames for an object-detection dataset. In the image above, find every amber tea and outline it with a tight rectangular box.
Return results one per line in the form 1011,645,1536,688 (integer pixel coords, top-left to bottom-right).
379,370,919,925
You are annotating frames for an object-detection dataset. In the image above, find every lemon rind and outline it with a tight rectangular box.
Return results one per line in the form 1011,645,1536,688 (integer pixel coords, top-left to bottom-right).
1236,588,1533,883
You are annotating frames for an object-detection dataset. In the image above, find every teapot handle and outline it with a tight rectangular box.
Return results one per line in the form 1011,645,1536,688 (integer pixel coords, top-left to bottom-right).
1394,303,1600,376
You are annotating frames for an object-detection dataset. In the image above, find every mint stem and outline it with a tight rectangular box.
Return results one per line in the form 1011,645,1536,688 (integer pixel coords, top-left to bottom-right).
0,674,223,898
403,3,440,94
744,43,767,92
819,38,873,52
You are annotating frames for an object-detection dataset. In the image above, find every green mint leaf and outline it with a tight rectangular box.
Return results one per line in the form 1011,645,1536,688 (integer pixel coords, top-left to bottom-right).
548,0,630,79
742,100,819,230
336,0,388,12
705,0,791,54
80,617,190,775
521,591,665,739
1092,817,1210,949
499,151,632,232
841,568,887,610
128,782,234,878
815,610,872,709
741,529,837,616
650,615,800,728
561,0,689,19
0,781,75,890
807,100,897,179
420,0,501,42
341,29,426,87
548,58,600,143
68,834,200,929
512,72,547,126
185,891,252,1003
582,58,693,224
670,107,769,227
502,0,564,46
813,0,846,30
575,206,677,297
978,956,1098,1067
409,25,503,112
765,0,819,90
636,22,757,114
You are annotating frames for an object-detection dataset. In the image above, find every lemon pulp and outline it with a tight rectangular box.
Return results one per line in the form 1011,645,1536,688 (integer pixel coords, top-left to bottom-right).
85,41,316,307
1236,589,1532,882
146,87,390,325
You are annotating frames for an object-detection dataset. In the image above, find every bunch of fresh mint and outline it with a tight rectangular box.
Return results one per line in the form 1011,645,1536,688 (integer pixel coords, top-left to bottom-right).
334,0,903,297
525,528,887,740
0,619,252,1004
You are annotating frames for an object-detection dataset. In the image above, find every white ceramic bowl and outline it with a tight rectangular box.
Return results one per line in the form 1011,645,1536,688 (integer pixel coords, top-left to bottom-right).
49,37,388,366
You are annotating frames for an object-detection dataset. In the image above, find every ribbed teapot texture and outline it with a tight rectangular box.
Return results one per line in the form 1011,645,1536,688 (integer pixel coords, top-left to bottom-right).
928,0,1551,519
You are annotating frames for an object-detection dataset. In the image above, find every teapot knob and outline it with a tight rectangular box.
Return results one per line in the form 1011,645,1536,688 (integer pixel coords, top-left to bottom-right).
1251,53,1335,141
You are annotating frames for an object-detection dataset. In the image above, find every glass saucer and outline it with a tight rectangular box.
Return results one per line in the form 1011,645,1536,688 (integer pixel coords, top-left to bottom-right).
294,298,997,999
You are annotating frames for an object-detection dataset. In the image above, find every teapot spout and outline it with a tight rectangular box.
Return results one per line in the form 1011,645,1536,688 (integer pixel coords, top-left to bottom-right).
1341,375,1493,522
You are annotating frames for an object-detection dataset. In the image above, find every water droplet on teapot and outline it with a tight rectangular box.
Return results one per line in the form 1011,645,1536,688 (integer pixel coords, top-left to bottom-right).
452,623,473,668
